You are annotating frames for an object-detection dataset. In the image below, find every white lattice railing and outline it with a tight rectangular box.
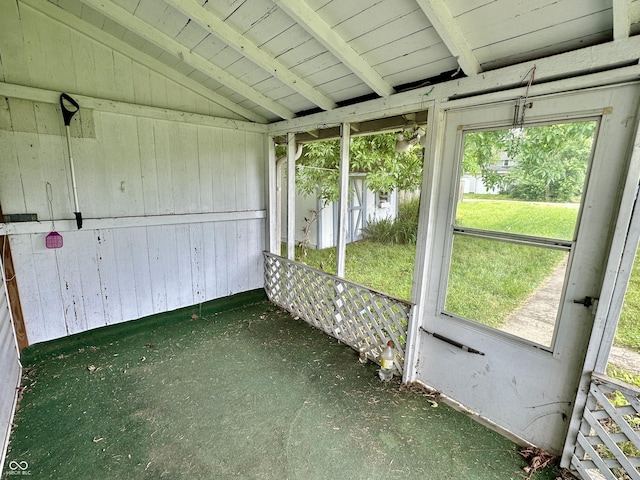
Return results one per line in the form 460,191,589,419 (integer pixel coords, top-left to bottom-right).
571,373,640,480
263,252,413,374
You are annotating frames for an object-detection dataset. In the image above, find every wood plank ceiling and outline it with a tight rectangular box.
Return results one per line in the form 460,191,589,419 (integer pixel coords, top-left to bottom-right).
34,0,640,124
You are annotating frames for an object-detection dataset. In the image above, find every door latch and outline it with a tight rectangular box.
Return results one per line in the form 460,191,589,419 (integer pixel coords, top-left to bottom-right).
573,296,598,310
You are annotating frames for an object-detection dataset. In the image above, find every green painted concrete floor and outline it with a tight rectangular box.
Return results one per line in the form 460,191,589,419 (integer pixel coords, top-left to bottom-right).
3,292,561,479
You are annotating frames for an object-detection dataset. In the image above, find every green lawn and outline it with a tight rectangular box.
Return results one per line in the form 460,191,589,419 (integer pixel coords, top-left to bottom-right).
445,236,565,328
455,199,579,239
448,200,578,327
298,242,416,301
297,198,640,353
618,250,640,351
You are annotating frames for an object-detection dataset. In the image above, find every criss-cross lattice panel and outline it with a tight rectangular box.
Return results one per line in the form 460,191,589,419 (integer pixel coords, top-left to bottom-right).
263,252,412,374
571,373,640,480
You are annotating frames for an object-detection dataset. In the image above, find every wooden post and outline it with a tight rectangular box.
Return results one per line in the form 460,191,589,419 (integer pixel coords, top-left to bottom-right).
0,203,28,351
336,123,350,277
286,132,296,260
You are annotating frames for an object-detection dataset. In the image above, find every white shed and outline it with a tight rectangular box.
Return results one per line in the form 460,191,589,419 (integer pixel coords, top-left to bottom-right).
282,174,399,249
1,1,640,478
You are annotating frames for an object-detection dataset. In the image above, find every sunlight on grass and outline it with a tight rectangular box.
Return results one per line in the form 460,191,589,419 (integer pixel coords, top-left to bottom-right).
456,200,579,239
449,200,575,330
297,198,640,352
607,364,640,389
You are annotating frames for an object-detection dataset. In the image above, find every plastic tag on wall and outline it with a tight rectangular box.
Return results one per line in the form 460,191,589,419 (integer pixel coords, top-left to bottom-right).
46,231,63,249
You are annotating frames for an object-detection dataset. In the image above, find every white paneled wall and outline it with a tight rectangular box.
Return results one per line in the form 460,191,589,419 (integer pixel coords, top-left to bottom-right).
0,107,265,222
0,253,21,473
10,220,264,344
0,3,268,345
1,104,266,343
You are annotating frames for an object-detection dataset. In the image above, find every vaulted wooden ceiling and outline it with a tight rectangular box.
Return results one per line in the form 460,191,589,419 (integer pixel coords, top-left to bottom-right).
31,0,640,124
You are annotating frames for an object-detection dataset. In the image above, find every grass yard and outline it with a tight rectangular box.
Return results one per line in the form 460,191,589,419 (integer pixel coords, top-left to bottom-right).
299,199,578,324
298,196,640,354
298,242,417,301
444,236,565,328
617,249,640,351
454,199,579,239
447,199,577,326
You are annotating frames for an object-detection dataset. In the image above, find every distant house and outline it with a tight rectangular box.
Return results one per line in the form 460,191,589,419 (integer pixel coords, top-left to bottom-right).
461,152,514,195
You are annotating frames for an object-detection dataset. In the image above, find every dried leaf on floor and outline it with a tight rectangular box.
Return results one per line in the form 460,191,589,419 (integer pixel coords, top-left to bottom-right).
399,382,440,407
520,446,556,479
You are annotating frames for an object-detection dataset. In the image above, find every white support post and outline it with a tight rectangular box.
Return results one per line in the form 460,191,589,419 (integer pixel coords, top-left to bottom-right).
275,158,284,255
267,137,278,254
336,123,351,277
286,133,297,260
403,101,441,383
595,110,640,374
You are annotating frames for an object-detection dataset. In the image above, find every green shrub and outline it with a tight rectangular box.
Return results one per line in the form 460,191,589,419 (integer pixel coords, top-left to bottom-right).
363,197,420,244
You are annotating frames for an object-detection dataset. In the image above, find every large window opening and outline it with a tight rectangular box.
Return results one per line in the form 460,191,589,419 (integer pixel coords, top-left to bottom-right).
443,120,598,347
275,113,427,302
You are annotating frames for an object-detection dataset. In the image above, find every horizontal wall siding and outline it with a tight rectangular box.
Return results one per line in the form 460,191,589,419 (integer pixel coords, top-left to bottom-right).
0,254,21,473
0,103,266,344
10,219,264,344
0,5,268,345
0,107,265,222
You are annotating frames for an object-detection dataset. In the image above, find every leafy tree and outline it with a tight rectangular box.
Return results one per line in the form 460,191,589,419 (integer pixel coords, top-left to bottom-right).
462,121,596,202
504,122,595,202
278,132,424,203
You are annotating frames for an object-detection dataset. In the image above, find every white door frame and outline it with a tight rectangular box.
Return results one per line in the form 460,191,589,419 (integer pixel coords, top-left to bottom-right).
561,96,640,467
408,83,640,454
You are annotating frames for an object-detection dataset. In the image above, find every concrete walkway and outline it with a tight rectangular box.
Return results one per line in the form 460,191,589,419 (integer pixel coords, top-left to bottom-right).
501,257,640,374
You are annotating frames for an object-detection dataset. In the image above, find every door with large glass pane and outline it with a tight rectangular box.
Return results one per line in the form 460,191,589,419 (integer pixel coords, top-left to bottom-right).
418,84,640,453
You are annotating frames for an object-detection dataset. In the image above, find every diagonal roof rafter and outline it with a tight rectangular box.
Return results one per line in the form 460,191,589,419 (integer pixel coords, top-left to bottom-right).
164,0,337,111
75,0,296,119
21,0,266,123
613,0,631,40
272,0,395,98
414,0,481,76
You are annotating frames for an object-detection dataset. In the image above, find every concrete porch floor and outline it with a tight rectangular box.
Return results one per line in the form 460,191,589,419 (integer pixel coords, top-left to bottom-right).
3,291,561,479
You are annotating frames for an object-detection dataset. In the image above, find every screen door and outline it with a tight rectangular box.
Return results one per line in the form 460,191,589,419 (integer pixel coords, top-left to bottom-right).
418,83,640,453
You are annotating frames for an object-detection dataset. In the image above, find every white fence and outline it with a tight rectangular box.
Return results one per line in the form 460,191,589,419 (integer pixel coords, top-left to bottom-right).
571,373,640,479
263,252,412,374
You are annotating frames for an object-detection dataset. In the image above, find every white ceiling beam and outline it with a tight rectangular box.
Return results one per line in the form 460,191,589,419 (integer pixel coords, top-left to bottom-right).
76,0,296,119
613,0,631,40
0,81,268,133
21,0,266,123
272,0,395,98
415,0,482,76
267,35,640,136
165,0,336,111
